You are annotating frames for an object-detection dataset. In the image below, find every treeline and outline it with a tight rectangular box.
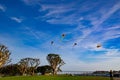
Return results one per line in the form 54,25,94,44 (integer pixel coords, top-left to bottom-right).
0,44,65,76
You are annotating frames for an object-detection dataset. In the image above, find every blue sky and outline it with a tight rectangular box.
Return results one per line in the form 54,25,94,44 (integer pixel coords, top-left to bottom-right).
0,0,120,71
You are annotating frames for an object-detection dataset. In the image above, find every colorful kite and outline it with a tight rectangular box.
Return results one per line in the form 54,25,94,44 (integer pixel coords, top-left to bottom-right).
62,34,65,38
51,41,54,45
73,43,77,47
61,33,66,41
96,44,101,48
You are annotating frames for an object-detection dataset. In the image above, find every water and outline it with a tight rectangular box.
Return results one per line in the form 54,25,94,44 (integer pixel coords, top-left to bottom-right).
58,71,93,75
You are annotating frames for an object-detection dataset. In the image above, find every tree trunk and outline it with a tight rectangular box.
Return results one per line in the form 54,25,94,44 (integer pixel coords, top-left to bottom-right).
53,69,57,75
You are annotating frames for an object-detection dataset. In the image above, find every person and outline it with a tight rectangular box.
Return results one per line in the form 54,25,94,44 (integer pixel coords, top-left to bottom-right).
110,70,113,80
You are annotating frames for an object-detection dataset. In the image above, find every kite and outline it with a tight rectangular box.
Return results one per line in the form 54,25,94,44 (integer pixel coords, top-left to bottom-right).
96,44,101,48
51,41,54,45
61,34,66,41
73,43,77,47
62,34,65,38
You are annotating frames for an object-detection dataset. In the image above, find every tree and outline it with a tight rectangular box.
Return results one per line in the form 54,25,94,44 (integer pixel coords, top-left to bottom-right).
36,65,53,75
0,64,21,76
47,53,65,75
18,59,28,75
0,44,11,68
18,58,40,75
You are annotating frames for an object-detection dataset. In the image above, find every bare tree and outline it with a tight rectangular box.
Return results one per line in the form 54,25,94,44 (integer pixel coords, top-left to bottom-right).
18,58,40,75
0,44,11,68
47,53,65,75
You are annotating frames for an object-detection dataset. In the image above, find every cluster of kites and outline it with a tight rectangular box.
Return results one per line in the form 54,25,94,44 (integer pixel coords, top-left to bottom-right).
50,34,101,48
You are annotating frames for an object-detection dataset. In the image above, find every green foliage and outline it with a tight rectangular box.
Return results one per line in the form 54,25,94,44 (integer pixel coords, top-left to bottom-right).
0,64,21,76
36,65,53,75
47,53,65,75
0,75,110,80
18,58,40,75
0,44,11,68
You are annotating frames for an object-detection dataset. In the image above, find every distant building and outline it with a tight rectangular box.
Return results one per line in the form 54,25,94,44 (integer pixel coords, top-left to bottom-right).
92,70,120,77
92,71,109,76
113,71,120,77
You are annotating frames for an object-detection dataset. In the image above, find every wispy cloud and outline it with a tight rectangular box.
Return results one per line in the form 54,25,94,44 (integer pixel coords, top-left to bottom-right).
50,2,120,69
101,28,120,42
107,26,120,30
38,1,120,42
38,0,106,25
105,49,120,56
40,4,75,16
39,1,120,57
39,3,83,25
25,26,51,41
75,2,120,43
38,1,120,52
61,48,120,71
10,17,23,23
0,4,6,12
0,33,48,64
25,27,40,39
46,14,81,25
1,0,119,71
22,0,41,5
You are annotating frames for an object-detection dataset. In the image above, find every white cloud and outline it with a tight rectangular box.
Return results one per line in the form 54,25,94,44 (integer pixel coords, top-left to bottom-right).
22,0,41,5
25,26,51,41
40,4,75,15
10,17,23,23
0,33,49,65
0,4,6,12
60,46,120,71
16,1,120,71
75,2,120,43
1,1,120,71
38,1,120,52
39,3,82,25
107,26,120,30
102,30,120,41
1,30,120,71
46,14,79,25
105,49,120,56
61,51,120,71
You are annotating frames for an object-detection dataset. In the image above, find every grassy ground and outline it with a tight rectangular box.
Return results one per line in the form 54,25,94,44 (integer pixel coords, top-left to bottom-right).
0,75,110,80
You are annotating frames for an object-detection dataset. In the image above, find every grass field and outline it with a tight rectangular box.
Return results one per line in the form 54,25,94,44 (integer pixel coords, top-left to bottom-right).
0,75,110,80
